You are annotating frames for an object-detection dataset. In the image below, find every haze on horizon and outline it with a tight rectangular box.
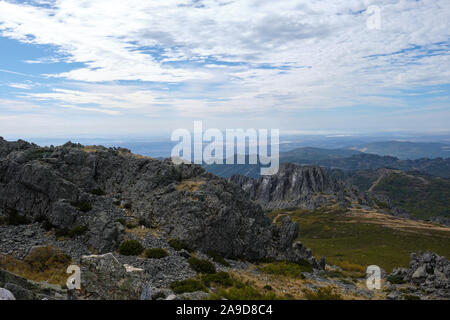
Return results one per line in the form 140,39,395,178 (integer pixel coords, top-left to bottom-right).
0,0,449,139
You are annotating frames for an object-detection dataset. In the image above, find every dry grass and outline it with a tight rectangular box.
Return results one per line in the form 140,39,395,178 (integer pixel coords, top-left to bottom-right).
0,246,72,285
125,226,160,239
176,179,205,192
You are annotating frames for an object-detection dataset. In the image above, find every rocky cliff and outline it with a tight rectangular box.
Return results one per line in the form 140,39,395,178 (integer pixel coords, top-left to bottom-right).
230,163,364,210
0,138,317,265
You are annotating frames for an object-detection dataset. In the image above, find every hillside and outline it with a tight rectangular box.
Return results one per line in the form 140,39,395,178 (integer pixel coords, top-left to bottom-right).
350,141,450,160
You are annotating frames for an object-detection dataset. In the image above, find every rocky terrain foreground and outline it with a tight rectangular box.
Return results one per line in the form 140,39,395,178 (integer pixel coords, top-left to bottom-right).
0,138,448,300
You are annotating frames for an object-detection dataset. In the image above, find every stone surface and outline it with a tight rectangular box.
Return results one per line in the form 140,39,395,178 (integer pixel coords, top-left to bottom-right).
0,287,15,300
229,163,362,210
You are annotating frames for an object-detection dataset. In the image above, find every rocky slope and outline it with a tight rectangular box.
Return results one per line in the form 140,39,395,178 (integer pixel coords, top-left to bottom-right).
229,163,367,210
0,138,318,264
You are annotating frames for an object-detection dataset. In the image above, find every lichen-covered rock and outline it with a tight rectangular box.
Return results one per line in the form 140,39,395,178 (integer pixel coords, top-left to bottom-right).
388,252,449,299
80,253,146,300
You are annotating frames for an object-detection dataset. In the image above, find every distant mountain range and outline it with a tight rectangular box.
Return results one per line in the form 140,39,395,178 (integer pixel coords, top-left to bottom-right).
204,146,450,179
348,141,450,160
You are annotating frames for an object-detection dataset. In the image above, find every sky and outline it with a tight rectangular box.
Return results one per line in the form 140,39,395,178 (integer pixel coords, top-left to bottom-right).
0,0,449,139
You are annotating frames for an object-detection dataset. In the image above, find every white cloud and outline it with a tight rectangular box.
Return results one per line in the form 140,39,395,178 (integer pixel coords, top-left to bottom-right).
0,0,448,130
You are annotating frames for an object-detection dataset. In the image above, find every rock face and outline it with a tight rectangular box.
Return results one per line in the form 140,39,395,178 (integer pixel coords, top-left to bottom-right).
80,253,146,300
0,138,319,265
230,163,359,210
0,268,66,300
388,252,450,299
0,287,15,300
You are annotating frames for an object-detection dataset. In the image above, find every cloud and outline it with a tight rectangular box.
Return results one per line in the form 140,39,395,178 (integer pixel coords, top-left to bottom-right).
0,0,448,133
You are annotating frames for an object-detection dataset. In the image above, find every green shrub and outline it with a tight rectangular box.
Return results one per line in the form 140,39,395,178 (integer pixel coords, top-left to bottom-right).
207,251,230,267
263,285,273,291
152,291,167,300
170,279,207,294
387,274,406,284
188,257,216,274
124,202,132,209
209,285,280,300
145,248,169,259
168,239,193,252
70,201,92,213
68,225,88,237
55,225,88,238
24,148,48,161
91,188,106,196
115,218,126,226
258,261,305,278
201,272,233,287
403,294,421,300
303,286,343,300
0,209,30,226
24,246,71,273
119,240,144,256
297,259,314,273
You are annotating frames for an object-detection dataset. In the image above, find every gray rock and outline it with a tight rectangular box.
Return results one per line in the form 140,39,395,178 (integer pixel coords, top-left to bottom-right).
0,287,15,300
80,253,146,300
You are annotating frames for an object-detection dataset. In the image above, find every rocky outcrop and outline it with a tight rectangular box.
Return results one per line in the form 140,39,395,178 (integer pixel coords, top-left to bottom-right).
80,253,146,300
0,287,15,300
0,268,67,300
230,163,360,210
388,252,449,299
0,139,319,266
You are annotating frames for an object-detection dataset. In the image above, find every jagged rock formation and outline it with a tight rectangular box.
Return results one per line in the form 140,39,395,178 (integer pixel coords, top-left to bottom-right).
387,252,449,299
0,138,319,266
230,163,363,210
0,268,66,300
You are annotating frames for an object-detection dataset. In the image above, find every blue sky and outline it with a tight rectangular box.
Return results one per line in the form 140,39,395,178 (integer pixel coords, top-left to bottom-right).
0,0,449,139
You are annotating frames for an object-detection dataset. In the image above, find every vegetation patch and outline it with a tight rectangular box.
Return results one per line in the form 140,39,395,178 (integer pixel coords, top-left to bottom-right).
170,279,207,294
276,208,450,271
168,239,193,252
55,225,88,238
91,188,106,196
303,286,343,300
201,272,233,287
70,200,92,213
206,251,230,267
0,208,30,226
119,240,144,256
145,248,169,259
0,246,72,285
258,261,305,279
188,257,216,274
387,274,406,284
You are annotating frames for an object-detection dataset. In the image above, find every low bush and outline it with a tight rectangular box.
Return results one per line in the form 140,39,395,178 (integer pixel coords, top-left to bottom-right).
258,261,305,278
209,285,280,300
0,246,72,285
387,274,406,284
403,294,421,300
119,240,144,256
168,239,193,252
55,225,88,238
145,248,169,259
207,251,230,267
303,286,343,300
201,272,233,287
170,279,207,294
91,188,106,196
188,257,216,274
0,209,30,226
70,201,92,213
